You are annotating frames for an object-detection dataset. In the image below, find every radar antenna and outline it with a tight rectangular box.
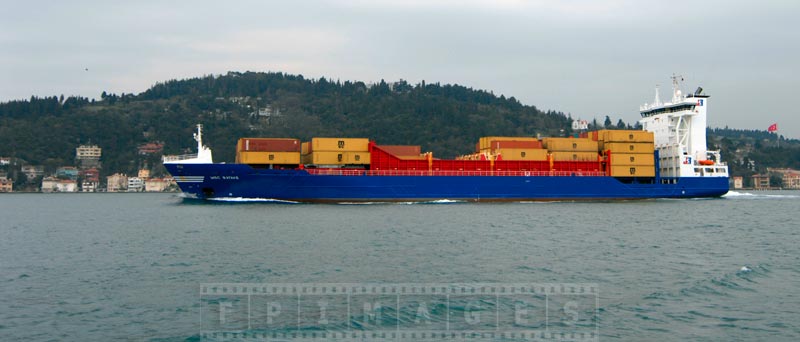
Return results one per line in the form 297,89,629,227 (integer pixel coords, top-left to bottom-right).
671,73,684,102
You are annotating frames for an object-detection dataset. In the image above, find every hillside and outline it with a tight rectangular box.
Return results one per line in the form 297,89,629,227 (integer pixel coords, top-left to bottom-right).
708,127,800,184
0,71,798,188
0,72,572,181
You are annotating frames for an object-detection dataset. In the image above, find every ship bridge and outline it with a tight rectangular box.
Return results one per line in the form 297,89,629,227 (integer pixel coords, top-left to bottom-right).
638,75,728,179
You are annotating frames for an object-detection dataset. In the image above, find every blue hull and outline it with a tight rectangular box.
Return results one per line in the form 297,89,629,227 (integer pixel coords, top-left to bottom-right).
165,164,729,202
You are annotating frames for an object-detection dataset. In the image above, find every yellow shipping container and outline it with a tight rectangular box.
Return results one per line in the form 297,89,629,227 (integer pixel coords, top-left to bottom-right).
238,151,301,165
495,148,549,161
308,151,370,165
608,153,655,166
603,142,655,154
347,152,370,164
550,151,599,161
479,136,537,150
310,151,346,164
609,165,656,177
301,142,311,155
543,138,598,152
311,138,369,152
599,130,654,143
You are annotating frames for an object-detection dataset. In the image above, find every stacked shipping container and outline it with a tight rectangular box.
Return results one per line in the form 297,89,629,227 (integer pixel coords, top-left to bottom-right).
301,138,371,165
233,130,657,178
542,137,599,152
235,138,301,164
477,137,547,161
594,130,656,177
542,137,600,162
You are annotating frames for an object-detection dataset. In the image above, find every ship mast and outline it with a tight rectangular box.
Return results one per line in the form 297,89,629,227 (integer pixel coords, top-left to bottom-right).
653,85,661,107
193,124,204,153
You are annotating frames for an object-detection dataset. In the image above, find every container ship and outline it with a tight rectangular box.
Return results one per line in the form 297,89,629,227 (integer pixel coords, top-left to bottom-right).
164,77,729,202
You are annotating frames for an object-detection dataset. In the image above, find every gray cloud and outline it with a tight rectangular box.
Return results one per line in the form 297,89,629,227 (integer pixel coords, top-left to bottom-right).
1,0,798,137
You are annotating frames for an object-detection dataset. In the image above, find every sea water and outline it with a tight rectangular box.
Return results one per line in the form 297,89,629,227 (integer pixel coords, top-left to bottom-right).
1,191,799,341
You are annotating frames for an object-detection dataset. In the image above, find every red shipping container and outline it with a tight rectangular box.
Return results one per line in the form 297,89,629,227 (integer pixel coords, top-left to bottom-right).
376,145,421,156
239,138,300,152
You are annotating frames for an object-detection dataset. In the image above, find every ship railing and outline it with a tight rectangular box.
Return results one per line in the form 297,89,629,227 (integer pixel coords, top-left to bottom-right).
162,154,198,162
305,169,606,177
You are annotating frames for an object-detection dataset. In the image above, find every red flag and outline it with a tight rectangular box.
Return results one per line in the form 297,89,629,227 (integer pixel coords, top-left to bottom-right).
768,123,778,132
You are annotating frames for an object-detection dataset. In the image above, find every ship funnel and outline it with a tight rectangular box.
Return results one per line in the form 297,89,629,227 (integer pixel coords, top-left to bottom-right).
695,87,703,95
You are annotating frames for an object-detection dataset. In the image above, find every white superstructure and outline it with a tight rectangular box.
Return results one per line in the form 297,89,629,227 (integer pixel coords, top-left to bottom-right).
638,75,728,178
163,124,213,164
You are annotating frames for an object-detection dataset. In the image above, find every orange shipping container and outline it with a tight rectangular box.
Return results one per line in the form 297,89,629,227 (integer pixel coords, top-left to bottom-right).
308,151,371,165
608,153,655,166
486,140,542,151
494,148,549,161
609,165,655,177
238,151,301,165
543,138,598,152
599,130,654,143
347,152,370,164
602,142,655,154
550,151,599,161
311,138,369,152
479,136,537,150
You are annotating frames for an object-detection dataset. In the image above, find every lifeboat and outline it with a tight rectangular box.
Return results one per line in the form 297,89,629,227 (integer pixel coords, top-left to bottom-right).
698,159,715,166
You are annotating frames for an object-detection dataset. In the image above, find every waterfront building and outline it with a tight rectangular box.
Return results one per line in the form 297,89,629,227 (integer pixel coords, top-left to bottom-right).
127,177,144,192
56,179,78,192
107,173,128,192
732,176,743,189
768,168,800,189
22,165,44,180
144,178,169,192
76,145,102,168
751,174,770,189
81,180,99,192
0,177,12,192
41,177,59,192
56,166,79,180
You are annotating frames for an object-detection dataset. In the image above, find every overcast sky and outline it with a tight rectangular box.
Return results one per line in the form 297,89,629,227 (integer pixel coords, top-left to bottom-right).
2,0,799,138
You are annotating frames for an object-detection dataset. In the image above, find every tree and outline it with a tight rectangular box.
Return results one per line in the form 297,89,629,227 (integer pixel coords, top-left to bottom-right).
604,115,612,128
616,119,626,129
770,174,783,188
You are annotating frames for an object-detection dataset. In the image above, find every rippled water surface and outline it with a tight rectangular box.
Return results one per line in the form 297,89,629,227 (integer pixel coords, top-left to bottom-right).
1,191,799,341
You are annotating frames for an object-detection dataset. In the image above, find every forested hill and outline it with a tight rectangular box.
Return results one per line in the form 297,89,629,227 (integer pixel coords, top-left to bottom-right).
0,72,572,177
0,71,797,184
